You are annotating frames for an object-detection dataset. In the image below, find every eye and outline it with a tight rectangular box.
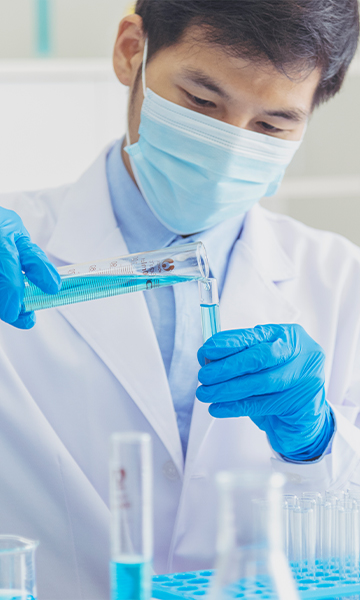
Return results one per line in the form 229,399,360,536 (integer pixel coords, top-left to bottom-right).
185,91,216,108
259,121,282,133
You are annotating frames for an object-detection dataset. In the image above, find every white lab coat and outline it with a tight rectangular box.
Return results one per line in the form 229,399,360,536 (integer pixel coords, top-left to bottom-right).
1,146,360,600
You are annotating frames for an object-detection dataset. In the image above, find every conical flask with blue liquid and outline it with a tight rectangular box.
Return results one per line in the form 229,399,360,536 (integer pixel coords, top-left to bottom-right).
209,470,300,600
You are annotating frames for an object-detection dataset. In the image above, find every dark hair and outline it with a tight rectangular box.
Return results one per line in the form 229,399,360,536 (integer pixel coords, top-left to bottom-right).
135,0,359,107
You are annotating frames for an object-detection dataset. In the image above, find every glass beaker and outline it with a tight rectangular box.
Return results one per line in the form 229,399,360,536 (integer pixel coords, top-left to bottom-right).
209,470,299,600
0,535,39,600
110,432,153,600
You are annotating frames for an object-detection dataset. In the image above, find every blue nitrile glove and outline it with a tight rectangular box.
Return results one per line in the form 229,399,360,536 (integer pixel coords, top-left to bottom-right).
0,206,61,329
196,324,334,461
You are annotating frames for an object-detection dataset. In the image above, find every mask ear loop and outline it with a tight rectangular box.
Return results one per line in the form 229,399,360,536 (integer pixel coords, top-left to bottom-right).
126,37,148,147
142,37,148,98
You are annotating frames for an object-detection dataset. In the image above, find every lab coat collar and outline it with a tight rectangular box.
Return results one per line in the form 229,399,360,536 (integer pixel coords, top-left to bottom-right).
46,143,123,265
46,145,184,475
221,202,301,329
241,203,296,283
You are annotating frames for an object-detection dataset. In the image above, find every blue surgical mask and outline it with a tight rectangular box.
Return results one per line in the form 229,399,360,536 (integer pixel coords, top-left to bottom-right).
125,40,303,235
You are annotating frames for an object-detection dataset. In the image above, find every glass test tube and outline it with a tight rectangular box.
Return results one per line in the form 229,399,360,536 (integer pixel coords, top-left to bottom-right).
198,278,221,343
322,502,333,574
110,432,153,600
283,495,299,562
21,241,209,314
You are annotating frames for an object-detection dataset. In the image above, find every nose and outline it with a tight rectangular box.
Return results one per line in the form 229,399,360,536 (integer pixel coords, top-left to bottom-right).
218,111,256,131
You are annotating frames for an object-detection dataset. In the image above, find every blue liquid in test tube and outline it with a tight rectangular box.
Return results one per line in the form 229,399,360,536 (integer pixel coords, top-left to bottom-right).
20,242,209,314
110,433,153,600
110,560,152,600
199,278,221,343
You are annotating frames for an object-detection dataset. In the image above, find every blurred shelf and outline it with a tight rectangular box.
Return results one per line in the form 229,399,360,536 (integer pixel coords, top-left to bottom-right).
350,54,360,76
0,58,116,82
276,175,360,200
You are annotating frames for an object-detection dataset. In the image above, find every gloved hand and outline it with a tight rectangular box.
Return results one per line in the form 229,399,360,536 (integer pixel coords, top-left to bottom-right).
0,206,61,329
196,324,334,461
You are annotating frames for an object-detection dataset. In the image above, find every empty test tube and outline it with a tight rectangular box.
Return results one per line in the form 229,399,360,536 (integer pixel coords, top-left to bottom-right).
352,503,360,576
292,507,303,574
283,496,299,561
299,499,316,576
337,507,346,577
302,492,323,560
323,502,333,574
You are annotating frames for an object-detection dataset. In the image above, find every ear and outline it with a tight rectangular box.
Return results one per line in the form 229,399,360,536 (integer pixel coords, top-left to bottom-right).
113,14,145,87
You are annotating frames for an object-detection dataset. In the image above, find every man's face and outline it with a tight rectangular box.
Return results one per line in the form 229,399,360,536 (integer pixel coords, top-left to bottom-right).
124,25,320,145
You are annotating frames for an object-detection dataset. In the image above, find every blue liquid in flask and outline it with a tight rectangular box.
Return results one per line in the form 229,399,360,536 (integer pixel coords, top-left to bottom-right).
110,559,152,600
21,273,195,314
200,303,221,341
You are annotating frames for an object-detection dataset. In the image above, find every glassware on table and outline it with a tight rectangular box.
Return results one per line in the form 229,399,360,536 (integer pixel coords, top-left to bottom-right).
0,535,39,600
209,470,299,600
198,278,221,344
21,241,209,314
110,432,153,600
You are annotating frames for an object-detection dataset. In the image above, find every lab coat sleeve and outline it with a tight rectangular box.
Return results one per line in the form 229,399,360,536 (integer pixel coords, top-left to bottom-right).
269,229,360,493
270,405,360,492
270,305,360,492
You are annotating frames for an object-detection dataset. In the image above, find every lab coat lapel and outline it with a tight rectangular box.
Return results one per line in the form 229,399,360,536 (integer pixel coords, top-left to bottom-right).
221,205,301,330
186,205,301,471
46,146,183,474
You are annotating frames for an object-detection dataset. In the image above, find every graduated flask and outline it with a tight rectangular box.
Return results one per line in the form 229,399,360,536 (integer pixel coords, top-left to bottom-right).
0,535,39,600
209,470,299,600
110,432,153,600
21,241,209,313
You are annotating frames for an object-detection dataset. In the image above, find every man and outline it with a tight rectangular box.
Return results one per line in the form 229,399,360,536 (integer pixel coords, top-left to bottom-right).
0,1,359,598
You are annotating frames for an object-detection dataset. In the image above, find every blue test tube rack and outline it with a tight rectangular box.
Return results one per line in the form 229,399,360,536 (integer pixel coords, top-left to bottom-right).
152,564,360,599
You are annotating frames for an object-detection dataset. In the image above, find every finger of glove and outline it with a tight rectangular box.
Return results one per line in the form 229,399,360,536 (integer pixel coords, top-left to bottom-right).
0,207,30,236
198,337,296,385
0,237,26,322
203,378,324,420
9,311,36,329
196,360,301,404
16,236,61,294
208,392,288,419
198,324,293,366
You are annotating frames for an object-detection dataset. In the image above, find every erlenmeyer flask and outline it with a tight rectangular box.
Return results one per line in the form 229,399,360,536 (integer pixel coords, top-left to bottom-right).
209,470,299,600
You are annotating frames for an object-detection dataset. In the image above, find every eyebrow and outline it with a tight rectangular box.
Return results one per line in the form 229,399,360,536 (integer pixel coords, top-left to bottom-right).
263,108,309,122
181,68,232,100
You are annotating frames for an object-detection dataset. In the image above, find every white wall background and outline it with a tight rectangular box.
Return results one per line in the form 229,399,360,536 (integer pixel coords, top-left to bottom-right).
262,56,360,244
0,61,127,191
0,0,129,58
0,0,359,244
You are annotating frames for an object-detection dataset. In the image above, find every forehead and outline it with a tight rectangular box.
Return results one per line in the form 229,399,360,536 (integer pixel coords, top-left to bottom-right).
150,25,321,113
